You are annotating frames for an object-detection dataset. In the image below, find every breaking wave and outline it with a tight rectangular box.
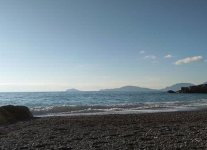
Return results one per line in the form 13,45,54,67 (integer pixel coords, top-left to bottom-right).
31,99,207,117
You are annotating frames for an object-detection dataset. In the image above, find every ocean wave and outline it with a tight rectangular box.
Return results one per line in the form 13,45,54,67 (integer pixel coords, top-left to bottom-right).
30,99,207,116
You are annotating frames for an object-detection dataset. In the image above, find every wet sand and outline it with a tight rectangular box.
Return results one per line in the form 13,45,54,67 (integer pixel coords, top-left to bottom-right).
1,110,207,149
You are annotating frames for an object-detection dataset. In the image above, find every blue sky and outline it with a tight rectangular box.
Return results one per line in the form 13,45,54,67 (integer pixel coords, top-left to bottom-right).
0,0,207,91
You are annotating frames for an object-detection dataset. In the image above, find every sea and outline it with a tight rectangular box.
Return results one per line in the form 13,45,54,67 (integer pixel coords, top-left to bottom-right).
0,91,207,117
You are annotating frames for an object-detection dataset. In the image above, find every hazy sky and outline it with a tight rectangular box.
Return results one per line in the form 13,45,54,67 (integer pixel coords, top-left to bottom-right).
0,0,207,91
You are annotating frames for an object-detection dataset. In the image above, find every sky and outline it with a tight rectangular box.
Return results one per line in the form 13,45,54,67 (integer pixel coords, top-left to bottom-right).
0,0,207,92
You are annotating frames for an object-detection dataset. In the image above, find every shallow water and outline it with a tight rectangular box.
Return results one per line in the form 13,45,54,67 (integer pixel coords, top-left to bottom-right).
0,91,207,116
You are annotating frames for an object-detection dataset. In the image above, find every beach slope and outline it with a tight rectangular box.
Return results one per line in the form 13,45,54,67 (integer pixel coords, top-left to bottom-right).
1,110,207,149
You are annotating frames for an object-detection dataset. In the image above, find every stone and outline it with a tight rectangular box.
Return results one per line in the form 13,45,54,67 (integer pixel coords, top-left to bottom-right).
0,105,33,125
167,90,176,93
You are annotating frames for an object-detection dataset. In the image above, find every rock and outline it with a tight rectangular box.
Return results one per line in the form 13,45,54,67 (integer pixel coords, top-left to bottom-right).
0,105,33,125
179,84,207,93
167,90,176,93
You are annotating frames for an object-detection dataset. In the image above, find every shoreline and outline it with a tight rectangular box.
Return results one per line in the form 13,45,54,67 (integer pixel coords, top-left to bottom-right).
33,106,201,117
1,109,207,149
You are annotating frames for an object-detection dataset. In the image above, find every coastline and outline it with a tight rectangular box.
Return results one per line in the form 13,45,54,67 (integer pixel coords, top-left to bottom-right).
1,110,207,149
34,106,199,117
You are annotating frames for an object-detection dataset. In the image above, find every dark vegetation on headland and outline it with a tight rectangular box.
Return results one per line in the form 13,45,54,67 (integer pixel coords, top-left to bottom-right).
168,83,207,93
178,84,207,93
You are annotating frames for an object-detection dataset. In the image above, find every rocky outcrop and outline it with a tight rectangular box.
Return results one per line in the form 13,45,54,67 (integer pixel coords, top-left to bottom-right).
162,83,194,92
0,105,33,125
178,84,207,93
167,90,176,93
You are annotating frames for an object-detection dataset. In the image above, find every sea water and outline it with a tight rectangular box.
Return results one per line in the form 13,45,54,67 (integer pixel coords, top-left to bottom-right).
0,91,207,116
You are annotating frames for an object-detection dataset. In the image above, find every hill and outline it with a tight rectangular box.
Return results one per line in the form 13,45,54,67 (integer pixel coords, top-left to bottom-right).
65,89,81,92
100,86,156,92
162,83,195,91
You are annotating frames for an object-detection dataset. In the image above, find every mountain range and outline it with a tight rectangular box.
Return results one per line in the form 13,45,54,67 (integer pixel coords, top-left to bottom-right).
66,82,207,92
100,86,156,92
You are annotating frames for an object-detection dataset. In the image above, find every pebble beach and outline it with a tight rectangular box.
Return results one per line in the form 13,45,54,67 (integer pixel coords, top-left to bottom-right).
1,110,207,149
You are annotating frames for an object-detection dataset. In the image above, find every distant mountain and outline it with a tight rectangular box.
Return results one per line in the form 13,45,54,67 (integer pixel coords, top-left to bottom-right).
204,82,207,84
65,88,81,92
162,83,195,91
100,86,156,92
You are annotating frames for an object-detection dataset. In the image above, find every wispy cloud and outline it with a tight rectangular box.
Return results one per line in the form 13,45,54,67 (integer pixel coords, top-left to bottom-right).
164,54,173,59
144,55,157,60
143,55,158,64
175,56,203,65
139,50,145,54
